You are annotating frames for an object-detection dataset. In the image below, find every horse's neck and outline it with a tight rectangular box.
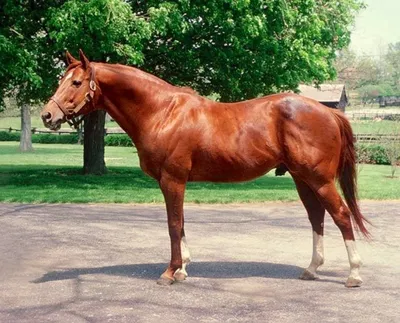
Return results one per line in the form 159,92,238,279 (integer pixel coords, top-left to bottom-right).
95,63,175,147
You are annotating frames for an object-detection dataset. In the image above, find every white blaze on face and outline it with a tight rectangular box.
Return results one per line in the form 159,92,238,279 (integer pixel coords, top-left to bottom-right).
59,72,73,86
65,72,73,80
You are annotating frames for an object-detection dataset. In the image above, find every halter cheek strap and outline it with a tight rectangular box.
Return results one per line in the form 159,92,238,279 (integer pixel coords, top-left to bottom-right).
50,67,97,129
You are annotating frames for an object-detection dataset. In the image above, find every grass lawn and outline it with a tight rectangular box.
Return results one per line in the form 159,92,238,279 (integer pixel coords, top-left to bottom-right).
0,142,399,203
351,120,400,135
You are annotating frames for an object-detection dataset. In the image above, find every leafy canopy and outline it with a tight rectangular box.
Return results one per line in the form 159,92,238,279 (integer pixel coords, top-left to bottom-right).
336,42,400,99
0,0,365,108
48,0,151,64
139,0,364,100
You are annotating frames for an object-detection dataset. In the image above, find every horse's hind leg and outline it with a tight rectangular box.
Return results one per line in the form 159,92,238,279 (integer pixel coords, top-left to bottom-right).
293,177,325,280
309,181,363,287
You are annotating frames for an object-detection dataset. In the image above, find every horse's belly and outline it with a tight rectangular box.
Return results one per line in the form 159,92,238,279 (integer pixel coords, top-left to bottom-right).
188,153,278,182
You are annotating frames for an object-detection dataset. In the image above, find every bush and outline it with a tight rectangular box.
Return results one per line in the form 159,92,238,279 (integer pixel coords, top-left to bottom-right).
383,114,400,121
368,145,390,165
357,144,391,165
0,131,79,144
32,133,79,144
0,131,20,141
0,131,133,147
104,134,133,147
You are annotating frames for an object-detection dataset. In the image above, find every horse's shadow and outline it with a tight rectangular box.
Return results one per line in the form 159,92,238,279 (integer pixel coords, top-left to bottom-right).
32,261,343,284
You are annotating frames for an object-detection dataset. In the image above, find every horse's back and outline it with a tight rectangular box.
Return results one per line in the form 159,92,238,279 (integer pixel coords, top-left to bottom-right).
186,95,283,182
153,91,341,183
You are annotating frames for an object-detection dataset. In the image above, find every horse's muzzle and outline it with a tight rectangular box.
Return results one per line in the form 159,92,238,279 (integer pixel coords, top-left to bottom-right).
40,101,65,130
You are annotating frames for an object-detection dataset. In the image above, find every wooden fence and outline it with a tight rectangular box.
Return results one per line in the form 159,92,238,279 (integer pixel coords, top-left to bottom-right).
346,112,400,120
356,134,400,143
1,127,399,143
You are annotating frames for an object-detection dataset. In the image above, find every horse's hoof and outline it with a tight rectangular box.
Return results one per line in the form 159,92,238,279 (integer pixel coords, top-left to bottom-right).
345,276,363,288
156,276,175,286
299,269,318,280
174,270,187,282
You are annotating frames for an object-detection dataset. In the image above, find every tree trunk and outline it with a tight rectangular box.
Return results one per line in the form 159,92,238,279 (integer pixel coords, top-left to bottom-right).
19,102,33,152
83,110,107,174
77,123,83,145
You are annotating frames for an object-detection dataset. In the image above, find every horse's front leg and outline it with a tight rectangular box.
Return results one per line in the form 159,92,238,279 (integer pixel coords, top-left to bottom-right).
157,172,190,285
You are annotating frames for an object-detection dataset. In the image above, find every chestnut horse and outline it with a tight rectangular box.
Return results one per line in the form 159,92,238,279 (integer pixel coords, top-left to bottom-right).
41,50,370,287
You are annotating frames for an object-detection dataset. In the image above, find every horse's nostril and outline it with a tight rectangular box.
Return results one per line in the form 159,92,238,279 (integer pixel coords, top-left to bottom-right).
42,112,52,121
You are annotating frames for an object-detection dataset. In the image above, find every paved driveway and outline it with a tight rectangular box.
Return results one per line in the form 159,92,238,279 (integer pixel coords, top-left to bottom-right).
0,202,399,323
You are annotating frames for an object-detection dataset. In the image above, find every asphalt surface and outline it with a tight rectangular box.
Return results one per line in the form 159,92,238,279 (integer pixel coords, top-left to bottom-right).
0,202,399,323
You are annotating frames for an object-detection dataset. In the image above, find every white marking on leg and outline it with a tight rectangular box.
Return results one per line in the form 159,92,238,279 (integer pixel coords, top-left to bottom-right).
300,231,324,280
174,236,191,278
308,231,324,273
302,231,324,278
344,240,363,285
180,236,191,274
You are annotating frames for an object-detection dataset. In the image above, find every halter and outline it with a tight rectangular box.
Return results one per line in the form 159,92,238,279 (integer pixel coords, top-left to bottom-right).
49,67,97,129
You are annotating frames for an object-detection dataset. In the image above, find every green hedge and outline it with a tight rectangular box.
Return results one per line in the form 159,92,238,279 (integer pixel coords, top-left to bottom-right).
0,131,79,144
0,131,19,141
0,131,133,147
104,134,133,147
32,133,79,144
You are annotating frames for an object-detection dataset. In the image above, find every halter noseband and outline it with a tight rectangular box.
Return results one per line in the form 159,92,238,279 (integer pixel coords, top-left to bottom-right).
49,67,97,129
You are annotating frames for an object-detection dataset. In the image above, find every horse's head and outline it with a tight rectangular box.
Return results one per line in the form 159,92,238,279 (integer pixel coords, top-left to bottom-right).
41,50,98,130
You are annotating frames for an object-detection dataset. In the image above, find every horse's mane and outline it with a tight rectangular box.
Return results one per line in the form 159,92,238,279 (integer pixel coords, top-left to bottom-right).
65,61,199,96
178,86,198,95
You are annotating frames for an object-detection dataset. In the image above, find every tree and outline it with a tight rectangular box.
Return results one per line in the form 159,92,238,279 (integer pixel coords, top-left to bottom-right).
46,0,151,174
1,0,150,170
2,0,364,166
335,49,383,91
138,0,365,101
335,48,358,86
0,1,65,151
335,42,400,103
383,42,400,95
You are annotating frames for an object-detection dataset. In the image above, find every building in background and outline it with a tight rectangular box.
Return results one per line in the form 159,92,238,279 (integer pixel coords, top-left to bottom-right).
298,84,348,112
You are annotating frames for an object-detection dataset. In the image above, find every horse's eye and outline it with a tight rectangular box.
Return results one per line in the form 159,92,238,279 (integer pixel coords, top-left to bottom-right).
72,80,82,87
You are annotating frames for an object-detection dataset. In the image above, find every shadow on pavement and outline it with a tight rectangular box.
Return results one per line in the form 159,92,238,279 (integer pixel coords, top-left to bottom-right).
32,261,342,284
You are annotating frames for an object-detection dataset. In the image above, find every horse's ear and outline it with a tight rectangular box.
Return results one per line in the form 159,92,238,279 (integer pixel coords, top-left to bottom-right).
65,51,78,65
79,49,90,70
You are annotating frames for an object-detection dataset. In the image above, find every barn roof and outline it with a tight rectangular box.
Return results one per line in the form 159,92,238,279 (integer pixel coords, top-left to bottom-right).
298,84,346,102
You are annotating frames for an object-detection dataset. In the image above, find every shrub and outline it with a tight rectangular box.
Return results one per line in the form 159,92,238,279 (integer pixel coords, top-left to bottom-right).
32,133,79,144
356,144,391,165
0,131,79,144
356,144,372,164
104,134,133,147
0,131,20,141
0,131,134,146
383,114,400,121
368,145,390,165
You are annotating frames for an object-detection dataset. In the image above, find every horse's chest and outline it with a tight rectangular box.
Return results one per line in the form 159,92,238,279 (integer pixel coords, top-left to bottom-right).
137,148,165,181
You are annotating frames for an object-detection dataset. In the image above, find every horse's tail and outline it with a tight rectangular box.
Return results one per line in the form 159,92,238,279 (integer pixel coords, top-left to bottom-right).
331,109,371,239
